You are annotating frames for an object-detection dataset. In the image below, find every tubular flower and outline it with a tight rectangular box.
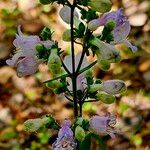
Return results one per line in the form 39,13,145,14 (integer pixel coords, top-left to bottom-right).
89,80,126,95
59,6,79,24
6,26,40,77
52,120,76,150
64,53,88,91
88,8,137,52
89,114,117,138
6,26,53,77
102,79,126,95
90,37,121,70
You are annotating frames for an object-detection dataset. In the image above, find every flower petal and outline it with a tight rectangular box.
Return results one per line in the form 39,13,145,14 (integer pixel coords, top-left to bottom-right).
6,51,23,66
121,39,138,52
59,6,79,24
16,56,39,77
89,114,117,137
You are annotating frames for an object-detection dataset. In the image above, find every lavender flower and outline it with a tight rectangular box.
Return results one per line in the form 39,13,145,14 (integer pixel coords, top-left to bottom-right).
6,26,53,77
89,114,117,138
88,8,137,52
59,6,79,24
52,120,76,150
64,53,88,91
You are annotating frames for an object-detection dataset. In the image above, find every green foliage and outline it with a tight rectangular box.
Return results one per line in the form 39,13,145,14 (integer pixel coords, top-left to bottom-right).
74,117,90,131
36,44,50,60
38,131,51,144
45,115,60,130
40,27,53,40
80,9,98,22
77,0,89,6
100,21,116,43
75,126,86,141
80,133,105,150
96,92,116,104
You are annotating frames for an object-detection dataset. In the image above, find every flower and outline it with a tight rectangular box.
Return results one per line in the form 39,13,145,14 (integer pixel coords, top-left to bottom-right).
90,37,121,70
102,79,126,95
64,53,88,91
59,6,79,24
52,120,76,150
89,114,117,138
6,26,53,77
88,8,137,52
89,79,126,94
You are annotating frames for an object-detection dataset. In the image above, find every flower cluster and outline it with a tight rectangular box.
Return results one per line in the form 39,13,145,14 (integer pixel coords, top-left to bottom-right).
88,8,137,52
6,0,137,149
52,120,76,150
89,114,118,138
6,26,53,77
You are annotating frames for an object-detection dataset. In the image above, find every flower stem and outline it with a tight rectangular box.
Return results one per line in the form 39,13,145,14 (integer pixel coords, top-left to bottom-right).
70,1,78,118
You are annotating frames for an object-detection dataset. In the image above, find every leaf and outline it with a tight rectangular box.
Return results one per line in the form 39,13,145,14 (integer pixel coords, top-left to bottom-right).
90,133,106,150
80,133,106,150
78,61,97,75
43,73,69,83
80,133,91,150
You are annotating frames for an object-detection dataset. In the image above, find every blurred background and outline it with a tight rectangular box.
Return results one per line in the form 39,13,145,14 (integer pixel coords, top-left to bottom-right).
0,0,150,149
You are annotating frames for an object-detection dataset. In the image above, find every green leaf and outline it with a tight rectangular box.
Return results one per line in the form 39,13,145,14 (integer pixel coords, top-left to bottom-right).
78,61,97,75
79,22,85,34
40,27,53,40
80,133,91,150
43,73,69,84
90,133,106,150
80,133,105,150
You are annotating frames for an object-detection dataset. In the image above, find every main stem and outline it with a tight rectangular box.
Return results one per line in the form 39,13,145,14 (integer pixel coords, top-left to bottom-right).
70,1,78,118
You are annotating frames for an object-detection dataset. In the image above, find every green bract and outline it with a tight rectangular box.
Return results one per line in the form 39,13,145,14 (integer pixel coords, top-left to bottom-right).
24,117,49,132
96,92,116,104
62,29,71,41
48,48,63,77
75,126,86,141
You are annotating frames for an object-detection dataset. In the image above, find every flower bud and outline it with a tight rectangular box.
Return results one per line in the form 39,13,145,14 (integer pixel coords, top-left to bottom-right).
88,0,112,13
75,126,86,141
98,59,110,71
40,27,52,40
96,92,116,104
95,48,111,71
89,84,103,93
90,37,121,64
62,29,71,41
24,117,49,132
36,43,44,53
48,48,62,77
102,80,126,94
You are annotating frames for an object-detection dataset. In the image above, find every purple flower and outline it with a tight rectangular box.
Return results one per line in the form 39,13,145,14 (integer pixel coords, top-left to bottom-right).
52,120,76,150
88,9,137,52
6,26,53,77
64,53,88,91
89,113,118,138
